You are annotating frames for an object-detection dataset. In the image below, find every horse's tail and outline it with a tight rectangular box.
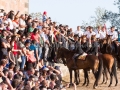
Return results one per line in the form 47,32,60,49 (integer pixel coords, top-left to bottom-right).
112,57,118,86
96,55,103,83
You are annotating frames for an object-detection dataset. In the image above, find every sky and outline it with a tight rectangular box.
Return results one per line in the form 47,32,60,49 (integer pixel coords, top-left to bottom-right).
29,0,119,30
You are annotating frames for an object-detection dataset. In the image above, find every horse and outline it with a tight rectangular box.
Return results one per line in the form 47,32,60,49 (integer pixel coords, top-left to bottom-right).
56,47,101,89
98,54,118,87
99,35,117,55
98,37,118,87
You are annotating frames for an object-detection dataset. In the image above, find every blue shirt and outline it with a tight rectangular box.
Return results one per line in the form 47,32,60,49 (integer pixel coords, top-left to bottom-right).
29,44,37,51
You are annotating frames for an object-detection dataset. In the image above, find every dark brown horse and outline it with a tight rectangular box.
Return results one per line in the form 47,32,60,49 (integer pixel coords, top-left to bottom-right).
56,47,100,89
99,35,117,55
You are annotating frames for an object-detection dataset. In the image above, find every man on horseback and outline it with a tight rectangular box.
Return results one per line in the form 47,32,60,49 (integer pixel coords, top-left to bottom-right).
72,34,87,69
107,26,118,54
88,35,98,56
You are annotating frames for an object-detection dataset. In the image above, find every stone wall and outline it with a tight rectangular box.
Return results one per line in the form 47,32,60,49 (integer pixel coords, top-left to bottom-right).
0,0,29,14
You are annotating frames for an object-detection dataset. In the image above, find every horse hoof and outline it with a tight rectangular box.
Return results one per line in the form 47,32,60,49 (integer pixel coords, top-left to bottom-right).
101,82,104,84
86,84,89,87
108,84,111,87
115,84,117,86
93,86,97,89
82,83,86,86
76,82,79,85
105,82,107,84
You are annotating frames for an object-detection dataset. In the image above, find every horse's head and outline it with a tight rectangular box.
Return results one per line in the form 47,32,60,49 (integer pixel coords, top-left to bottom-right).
56,47,63,60
106,35,113,39
81,35,87,43
91,35,96,41
56,47,67,64
99,39,107,46
99,38,107,53
105,35,112,45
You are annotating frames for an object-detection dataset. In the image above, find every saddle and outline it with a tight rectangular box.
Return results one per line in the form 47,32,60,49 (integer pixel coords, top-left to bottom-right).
77,53,87,60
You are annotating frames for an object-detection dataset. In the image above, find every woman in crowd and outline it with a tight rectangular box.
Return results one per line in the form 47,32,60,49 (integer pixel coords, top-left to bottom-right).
10,35,21,66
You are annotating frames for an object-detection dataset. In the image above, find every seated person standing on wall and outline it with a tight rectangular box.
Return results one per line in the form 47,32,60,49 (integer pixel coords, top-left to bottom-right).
72,34,87,69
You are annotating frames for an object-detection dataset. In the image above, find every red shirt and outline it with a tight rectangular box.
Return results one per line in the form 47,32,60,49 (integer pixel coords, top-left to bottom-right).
13,41,18,55
31,33,40,43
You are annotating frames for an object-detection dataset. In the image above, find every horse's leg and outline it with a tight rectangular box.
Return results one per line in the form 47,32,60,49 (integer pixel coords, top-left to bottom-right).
112,58,118,86
101,65,106,84
82,69,87,86
74,70,76,83
77,70,80,83
113,68,118,86
86,70,89,86
101,71,105,84
92,69,98,89
74,70,79,85
76,70,80,84
104,67,108,84
69,69,73,87
108,68,113,87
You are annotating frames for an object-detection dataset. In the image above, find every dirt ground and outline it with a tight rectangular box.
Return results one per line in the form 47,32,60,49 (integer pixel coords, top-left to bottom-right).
62,69,120,90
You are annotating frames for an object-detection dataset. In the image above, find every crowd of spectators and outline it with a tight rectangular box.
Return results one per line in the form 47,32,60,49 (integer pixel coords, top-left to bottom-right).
0,9,78,90
0,8,118,90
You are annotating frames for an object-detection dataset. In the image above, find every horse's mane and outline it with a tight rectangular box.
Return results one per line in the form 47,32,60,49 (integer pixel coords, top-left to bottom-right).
91,35,96,40
81,35,87,39
59,47,75,54
106,35,112,45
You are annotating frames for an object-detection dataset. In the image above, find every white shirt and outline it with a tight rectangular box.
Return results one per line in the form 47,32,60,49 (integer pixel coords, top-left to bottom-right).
95,30,101,39
100,30,106,39
107,31,118,40
94,29,98,33
13,21,19,29
86,31,96,38
74,30,83,37
83,30,89,36
19,18,26,30
41,32,49,42
7,18,13,30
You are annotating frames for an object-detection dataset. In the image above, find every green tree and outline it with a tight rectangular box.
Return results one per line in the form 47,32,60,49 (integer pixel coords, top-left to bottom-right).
91,7,106,27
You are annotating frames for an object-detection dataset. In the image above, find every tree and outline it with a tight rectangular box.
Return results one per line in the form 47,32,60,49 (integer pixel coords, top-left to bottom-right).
81,7,106,28
101,0,120,29
91,7,106,27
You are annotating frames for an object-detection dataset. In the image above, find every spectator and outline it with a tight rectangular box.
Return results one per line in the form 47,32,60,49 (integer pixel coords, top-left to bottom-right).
19,14,26,31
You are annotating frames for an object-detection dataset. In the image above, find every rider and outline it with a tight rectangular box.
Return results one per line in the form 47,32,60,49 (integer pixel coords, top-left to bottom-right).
81,35,90,53
88,35,98,56
107,26,118,54
72,34,87,69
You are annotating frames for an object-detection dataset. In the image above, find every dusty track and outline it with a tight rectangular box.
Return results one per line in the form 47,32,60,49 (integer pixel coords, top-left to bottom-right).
62,69,120,90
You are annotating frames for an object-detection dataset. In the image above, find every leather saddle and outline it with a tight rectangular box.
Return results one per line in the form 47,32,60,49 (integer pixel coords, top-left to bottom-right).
77,54,87,60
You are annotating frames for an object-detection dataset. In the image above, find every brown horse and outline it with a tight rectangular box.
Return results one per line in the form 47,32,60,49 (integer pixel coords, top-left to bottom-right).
74,54,118,88
98,37,118,87
56,47,100,89
98,54,118,87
